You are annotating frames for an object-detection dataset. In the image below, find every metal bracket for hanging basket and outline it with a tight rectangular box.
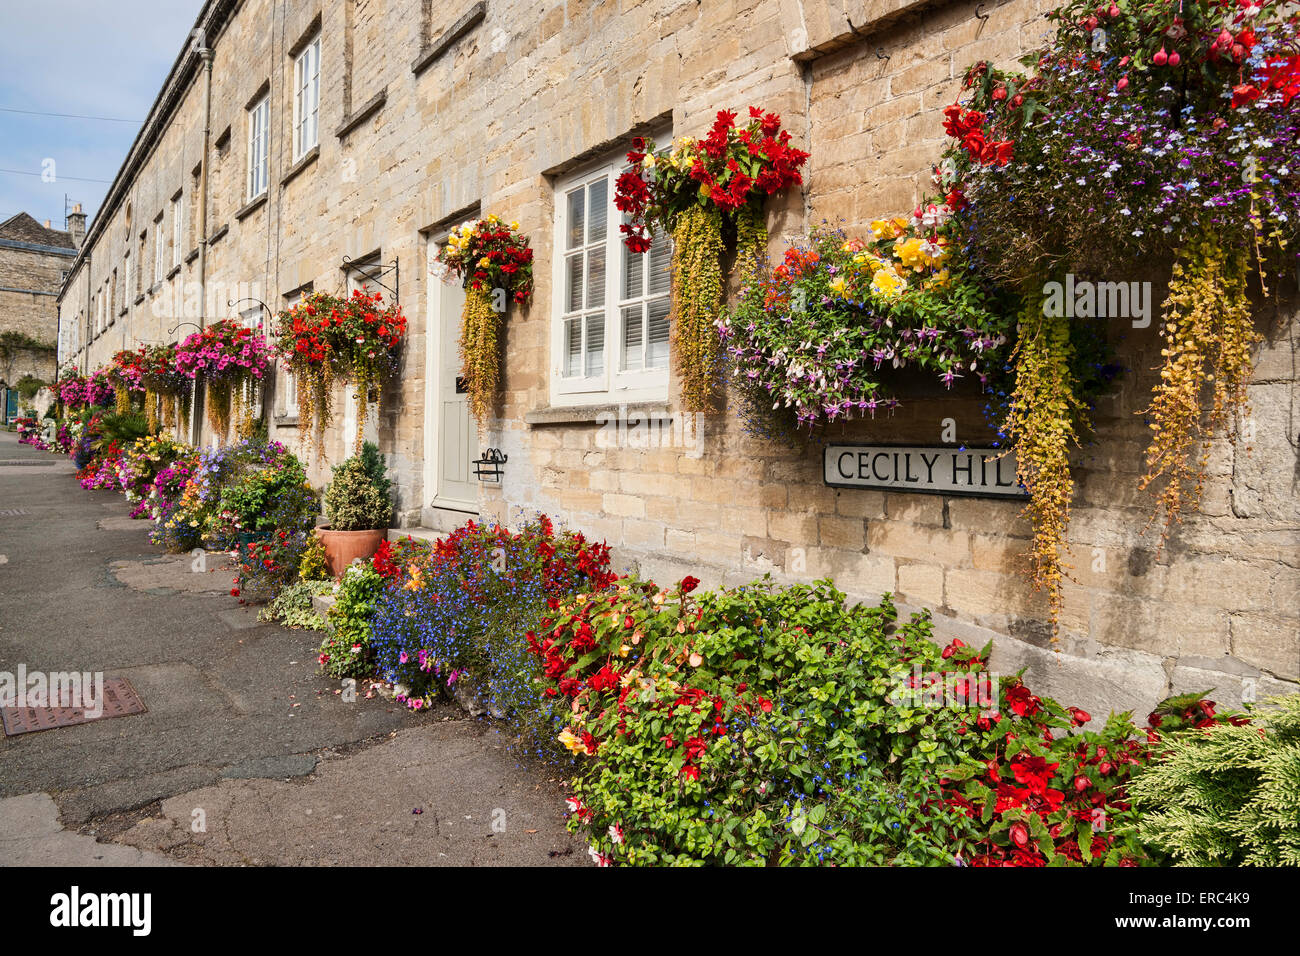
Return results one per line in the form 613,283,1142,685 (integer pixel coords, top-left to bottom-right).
166,320,202,338
341,255,399,303
473,447,507,482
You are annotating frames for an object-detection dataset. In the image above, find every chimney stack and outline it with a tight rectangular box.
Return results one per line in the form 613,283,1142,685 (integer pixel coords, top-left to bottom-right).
67,204,86,249
44,219,51,228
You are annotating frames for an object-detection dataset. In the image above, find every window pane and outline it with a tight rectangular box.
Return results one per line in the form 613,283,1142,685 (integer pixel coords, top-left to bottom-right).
566,253,583,313
587,177,607,243
284,369,299,414
585,246,605,310
566,188,584,250
648,234,671,295
584,313,604,377
564,317,582,377
294,83,304,155
621,305,643,371
623,238,643,299
646,297,670,369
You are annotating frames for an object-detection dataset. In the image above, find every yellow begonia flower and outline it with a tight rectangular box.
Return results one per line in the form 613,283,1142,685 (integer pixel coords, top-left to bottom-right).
829,276,847,295
478,257,491,268
871,268,907,299
509,221,520,231
558,728,588,755
868,219,895,240
894,237,943,273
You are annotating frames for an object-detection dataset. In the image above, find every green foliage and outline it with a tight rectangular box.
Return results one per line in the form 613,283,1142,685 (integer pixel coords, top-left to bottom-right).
16,375,46,401
357,440,392,504
552,578,984,865
95,410,151,448
298,533,328,581
318,563,384,678
1131,694,1300,866
0,330,55,361
324,454,392,531
259,580,333,630
215,453,316,534
542,574,1239,867
234,530,310,601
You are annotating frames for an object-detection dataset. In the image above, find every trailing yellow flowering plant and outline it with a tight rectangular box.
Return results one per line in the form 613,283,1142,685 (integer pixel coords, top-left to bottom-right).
435,215,534,425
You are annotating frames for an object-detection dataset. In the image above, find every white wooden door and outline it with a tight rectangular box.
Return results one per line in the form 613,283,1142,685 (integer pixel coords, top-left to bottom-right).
425,246,478,512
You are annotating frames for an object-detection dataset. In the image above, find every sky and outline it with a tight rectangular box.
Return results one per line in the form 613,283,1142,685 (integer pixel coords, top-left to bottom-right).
0,0,206,234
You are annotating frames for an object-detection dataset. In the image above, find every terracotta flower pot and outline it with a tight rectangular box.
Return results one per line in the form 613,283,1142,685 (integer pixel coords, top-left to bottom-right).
317,526,387,579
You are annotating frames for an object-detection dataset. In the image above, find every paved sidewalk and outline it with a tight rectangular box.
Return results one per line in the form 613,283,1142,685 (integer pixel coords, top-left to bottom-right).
0,430,581,865
0,792,180,866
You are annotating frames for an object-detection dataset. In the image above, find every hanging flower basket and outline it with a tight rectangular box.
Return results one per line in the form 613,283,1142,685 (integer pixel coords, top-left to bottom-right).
175,319,274,439
722,216,1016,437
614,107,809,411
435,215,534,425
270,288,407,455
927,0,1300,633
138,342,192,433
57,372,114,411
108,349,148,415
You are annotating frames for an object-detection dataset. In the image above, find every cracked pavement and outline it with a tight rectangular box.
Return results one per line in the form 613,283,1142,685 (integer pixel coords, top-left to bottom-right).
0,430,582,866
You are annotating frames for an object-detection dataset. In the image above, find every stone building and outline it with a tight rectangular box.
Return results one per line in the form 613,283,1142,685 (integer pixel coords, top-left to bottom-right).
1,210,80,418
56,0,1298,716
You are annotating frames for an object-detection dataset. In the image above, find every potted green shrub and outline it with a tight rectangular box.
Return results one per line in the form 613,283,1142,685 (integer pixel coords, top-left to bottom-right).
318,442,392,578
217,452,317,547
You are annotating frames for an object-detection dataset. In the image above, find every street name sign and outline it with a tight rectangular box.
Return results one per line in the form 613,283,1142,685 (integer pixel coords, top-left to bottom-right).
823,444,1025,498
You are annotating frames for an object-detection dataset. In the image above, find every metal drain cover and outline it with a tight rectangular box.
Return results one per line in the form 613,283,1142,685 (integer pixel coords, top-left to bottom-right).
1,677,147,736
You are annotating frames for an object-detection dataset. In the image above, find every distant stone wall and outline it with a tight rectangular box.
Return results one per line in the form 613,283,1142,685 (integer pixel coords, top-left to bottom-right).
1,238,64,388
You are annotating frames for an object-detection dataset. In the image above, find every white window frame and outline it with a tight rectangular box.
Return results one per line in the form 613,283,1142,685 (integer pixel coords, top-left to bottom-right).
171,196,182,269
292,36,321,162
550,153,671,407
279,291,302,418
153,217,165,285
247,94,270,200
